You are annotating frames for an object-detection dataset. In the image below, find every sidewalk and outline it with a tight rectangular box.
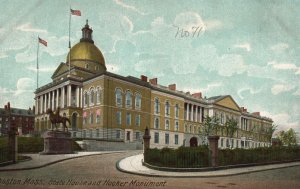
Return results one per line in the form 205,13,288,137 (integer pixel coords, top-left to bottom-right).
117,153,300,177
0,151,124,171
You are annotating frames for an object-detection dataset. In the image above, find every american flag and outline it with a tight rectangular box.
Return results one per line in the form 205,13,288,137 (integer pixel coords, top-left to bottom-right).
71,9,81,16
38,37,47,47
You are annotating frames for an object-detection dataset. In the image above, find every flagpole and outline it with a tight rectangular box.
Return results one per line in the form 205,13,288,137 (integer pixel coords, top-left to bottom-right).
36,36,40,89
68,7,71,76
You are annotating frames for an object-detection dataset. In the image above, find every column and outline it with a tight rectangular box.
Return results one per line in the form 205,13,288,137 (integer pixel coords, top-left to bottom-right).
80,87,83,108
40,95,44,113
61,86,65,108
186,103,189,121
35,97,38,115
56,89,59,108
191,104,194,122
47,93,50,110
195,106,198,122
44,94,47,112
199,107,202,122
76,86,80,107
51,91,55,110
68,85,72,106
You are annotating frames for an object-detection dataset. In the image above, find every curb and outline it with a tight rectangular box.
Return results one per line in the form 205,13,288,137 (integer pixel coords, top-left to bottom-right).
116,154,300,178
0,151,125,172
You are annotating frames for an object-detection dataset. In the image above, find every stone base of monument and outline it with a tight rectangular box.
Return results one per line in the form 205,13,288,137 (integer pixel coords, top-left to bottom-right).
40,130,74,154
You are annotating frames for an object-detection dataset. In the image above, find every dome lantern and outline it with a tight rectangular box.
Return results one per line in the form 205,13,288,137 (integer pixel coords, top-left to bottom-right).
80,19,94,44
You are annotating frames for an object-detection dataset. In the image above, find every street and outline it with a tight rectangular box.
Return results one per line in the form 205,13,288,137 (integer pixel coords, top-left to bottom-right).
0,151,299,189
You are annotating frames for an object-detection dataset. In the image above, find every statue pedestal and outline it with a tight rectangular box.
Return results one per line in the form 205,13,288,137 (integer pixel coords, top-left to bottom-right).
40,130,73,154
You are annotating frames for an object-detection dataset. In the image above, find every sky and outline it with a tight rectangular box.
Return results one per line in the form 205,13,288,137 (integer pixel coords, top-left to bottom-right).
0,0,299,134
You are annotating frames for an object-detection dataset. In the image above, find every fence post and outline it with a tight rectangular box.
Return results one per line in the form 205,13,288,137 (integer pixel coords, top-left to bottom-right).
208,136,220,167
7,102,18,163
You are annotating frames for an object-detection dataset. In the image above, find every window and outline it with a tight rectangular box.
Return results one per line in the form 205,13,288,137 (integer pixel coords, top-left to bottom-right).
135,114,141,126
83,130,86,138
154,117,159,129
115,88,122,107
84,92,88,106
136,132,140,140
90,113,94,124
185,124,187,132
126,112,131,126
116,111,122,125
189,125,192,133
85,63,89,69
165,101,170,116
198,127,201,134
154,132,159,143
135,93,141,109
165,133,169,144
96,114,100,124
175,121,179,131
221,138,224,147
83,112,87,124
96,87,102,104
175,134,178,145
165,119,170,130
175,104,179,118
116,130,121,139
237,140,239,148
154,98,160,114
226,139,229,147
90,89,95,105
125,90,132,108
220,113,224,124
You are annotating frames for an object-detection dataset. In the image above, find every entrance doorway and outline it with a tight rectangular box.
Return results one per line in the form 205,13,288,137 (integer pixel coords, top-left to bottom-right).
190,137,198,147
126,131,131,141
71,113,77,130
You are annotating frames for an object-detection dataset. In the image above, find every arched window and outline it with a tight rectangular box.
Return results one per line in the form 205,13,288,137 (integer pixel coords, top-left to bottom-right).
154,98,160,114
96,87,102,104
135,93,141,109
125,90,132,108
84,91,88,107
175,104,179,118
90,88,95,105
175,121,179,131
165,101,170,116
154,117,159,129
115,88,122,106
85,63,89,69
90,112,94,124
165,119,170,130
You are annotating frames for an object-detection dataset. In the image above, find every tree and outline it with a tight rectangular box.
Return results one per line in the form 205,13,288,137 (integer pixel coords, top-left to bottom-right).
266,124,277,142
224,118,238,149
201,115,220,145
277,128,298,146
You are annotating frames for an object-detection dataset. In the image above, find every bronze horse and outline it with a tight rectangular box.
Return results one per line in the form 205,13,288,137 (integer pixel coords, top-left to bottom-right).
46,108,70,132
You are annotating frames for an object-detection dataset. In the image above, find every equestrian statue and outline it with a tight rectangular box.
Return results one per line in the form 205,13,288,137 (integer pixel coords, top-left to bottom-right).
46,107,70,132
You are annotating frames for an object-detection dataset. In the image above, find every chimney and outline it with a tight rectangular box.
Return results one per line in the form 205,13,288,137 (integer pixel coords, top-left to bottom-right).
140,75,148,82
252,112,260,116
168,84,176,91
192,92,202,98
4,105,7,110
241,107,248,112
149,78,157,85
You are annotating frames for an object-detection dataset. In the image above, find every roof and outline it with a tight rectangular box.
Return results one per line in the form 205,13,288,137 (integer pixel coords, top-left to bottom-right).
0,108,34,116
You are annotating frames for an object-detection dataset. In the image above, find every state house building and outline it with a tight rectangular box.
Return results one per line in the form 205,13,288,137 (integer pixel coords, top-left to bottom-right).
34,21,273,149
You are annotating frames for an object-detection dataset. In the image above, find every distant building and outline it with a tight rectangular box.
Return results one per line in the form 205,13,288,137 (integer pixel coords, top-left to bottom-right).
34,21,273,149
0,105,35,136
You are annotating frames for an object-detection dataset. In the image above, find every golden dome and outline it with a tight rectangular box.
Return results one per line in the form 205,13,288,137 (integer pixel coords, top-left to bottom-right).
66,41,105,66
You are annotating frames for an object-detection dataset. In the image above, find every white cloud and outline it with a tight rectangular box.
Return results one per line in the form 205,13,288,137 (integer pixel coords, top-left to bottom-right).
234,43,251,52
215,54,247,76
293,88,300,96
273,63,298,70
14,78,35,96
205,19,223,30
260,111,299,133
199,82,222,93
238,87,262,99
26,66,56,73
296,69,300,75
113,0,146,15
173,12,206,33
270,43,289,52
271,84,295,95
106,64,120,73
120,16,134,33
16,23,47,33
0,51,8,59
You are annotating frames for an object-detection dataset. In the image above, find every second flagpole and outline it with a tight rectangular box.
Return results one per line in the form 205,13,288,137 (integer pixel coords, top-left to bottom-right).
36,36,40,89
68,7,71,76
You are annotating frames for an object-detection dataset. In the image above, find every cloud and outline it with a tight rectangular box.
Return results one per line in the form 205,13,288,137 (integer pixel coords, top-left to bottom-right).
199,82,222,93
234,43,251,52
106,64,120,73
26,66,56,73
293,88,300,96
16,23,47,33
120,16,134,33
205,19,223,30
14,78,35,96
270,43,289,52
238,87,262,99
215,54,247,76
113,0,146,15
0,52,8,59
173,12,206,33
260,111,299,133
271,84,295,95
